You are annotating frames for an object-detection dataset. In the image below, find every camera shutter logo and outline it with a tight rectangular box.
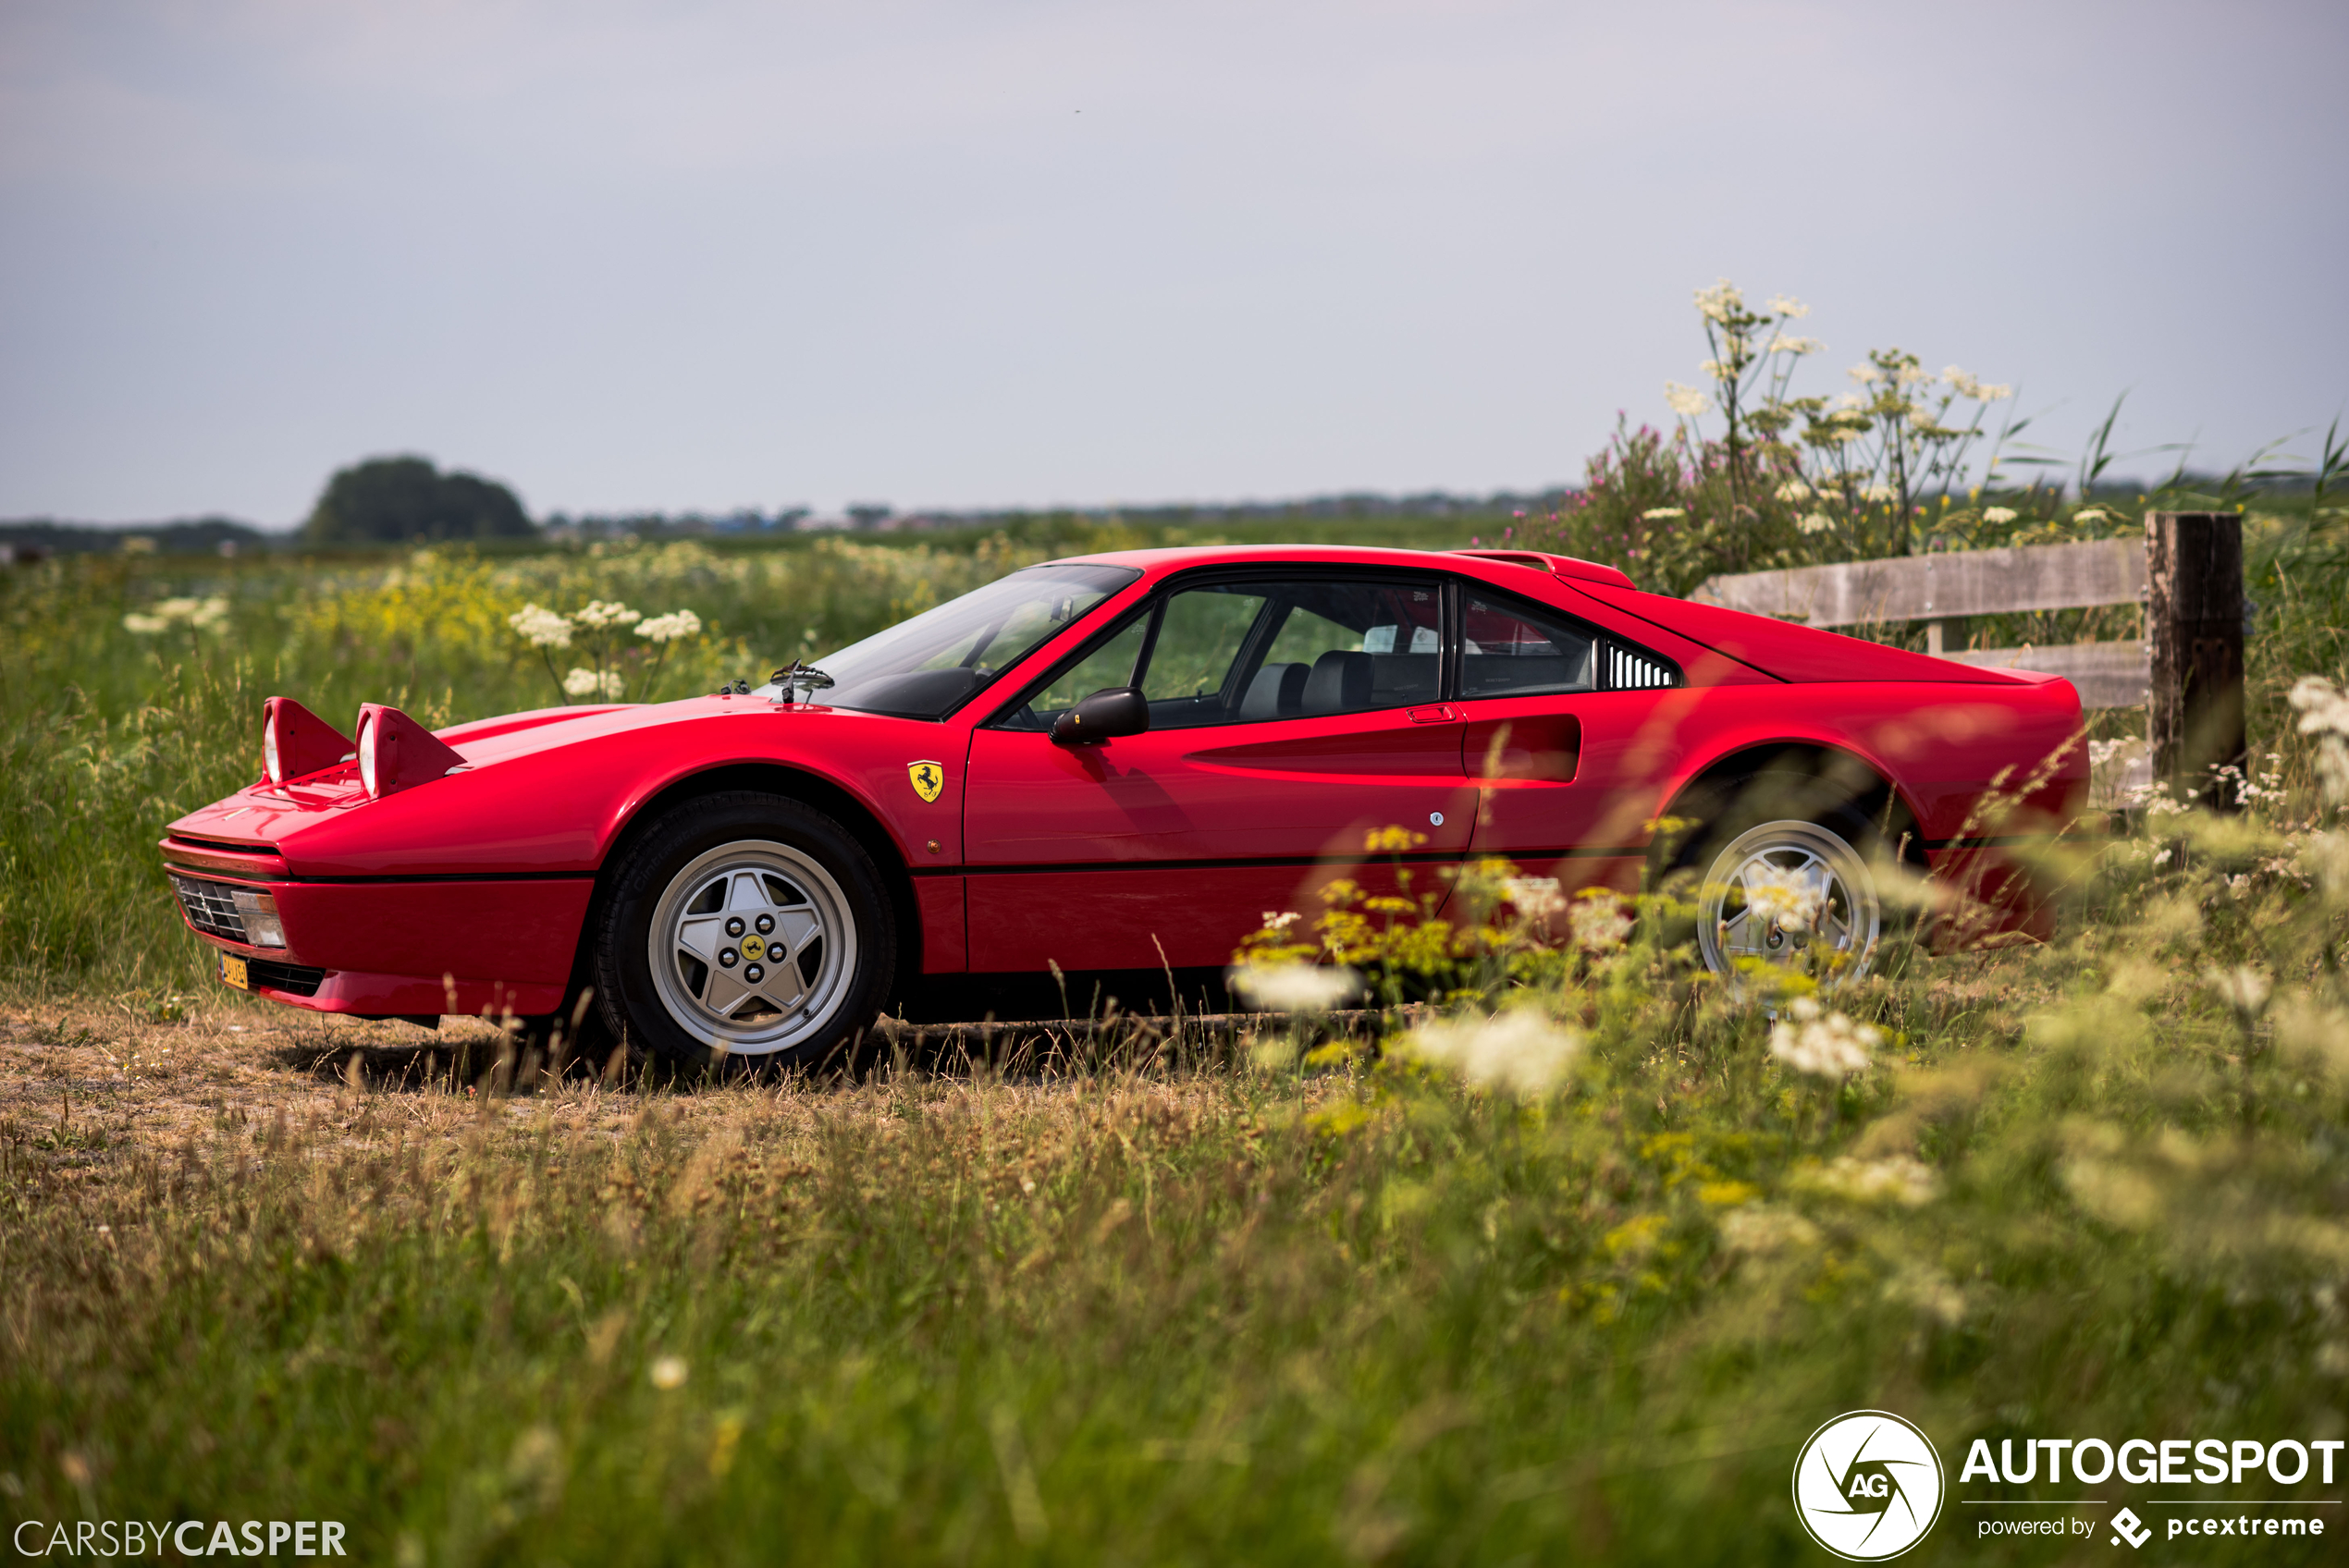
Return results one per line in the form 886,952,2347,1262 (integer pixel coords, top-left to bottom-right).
1791,1410,1945,1560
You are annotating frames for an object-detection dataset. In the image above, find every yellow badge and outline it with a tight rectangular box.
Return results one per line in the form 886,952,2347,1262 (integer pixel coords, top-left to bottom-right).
907,760,945,803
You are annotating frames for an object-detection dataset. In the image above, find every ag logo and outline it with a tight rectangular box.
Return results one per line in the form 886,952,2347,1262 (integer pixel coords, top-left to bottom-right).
907,761,944,803
1791,1411,1944,1560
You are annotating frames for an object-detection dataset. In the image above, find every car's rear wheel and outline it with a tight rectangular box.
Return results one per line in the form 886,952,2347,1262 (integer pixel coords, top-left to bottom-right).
1694,817,1881,977
596,792,895,1072
1667,773,1889,983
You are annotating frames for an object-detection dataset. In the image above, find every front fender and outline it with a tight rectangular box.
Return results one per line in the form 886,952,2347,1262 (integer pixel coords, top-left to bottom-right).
174,699,966,878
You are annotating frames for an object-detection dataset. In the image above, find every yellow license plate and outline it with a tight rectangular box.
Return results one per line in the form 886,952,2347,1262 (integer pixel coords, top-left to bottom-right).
220,952,249,990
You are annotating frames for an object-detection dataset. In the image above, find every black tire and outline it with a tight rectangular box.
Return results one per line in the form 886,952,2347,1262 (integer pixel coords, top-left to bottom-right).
594,791,897,1074
1658,770,1897,980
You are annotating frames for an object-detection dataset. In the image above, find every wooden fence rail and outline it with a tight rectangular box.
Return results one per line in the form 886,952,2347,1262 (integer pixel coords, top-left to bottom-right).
1690,513,2246,805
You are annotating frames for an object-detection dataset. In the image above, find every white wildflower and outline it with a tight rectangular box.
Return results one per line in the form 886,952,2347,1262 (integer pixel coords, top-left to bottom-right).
508,604,573,648
1982,506,2018,524
1774,479,1813,503
2288,675,2349,739
1229,963,1360,1013
1567,890,1633,954
562,668,624,699
1799,1154,1939,1207
1502,877,1567,922
634,608,704,643
1885,1263,1968,1326
1776,335,1823,355
1859,483,1897,504
2207,964,2272,1017
2288,676,2349,805
1799,512,1835,534
1260,911,1300,933
573,599,641,630
1975,382,2013,400
1848,363,1882,385
1694,279,1742,324
2073,507,2109,525
1766,295,1810,320
1893,361,1932,386
649,1356,688,1390
1404,1010,1583,1096
1642,506,1687,521
1943,366,1981,398
1664,382,1710,418
1768,997,1880,1079
1742,865,1824,932
1718,1205,1820,1255
124,597,229,633
1699,358,1729,380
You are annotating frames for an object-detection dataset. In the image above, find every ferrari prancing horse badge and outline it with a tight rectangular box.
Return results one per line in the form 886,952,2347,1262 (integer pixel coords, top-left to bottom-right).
907,761,944,802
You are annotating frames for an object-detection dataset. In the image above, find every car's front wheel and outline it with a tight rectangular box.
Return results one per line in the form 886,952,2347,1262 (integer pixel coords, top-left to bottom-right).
596,792,895,1072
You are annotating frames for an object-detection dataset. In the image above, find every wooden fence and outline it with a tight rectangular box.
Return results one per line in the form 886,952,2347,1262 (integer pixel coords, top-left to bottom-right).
1690,512,2248,805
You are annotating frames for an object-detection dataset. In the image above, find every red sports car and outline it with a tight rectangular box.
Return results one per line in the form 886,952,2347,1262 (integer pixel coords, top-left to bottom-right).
160,545,2085,1066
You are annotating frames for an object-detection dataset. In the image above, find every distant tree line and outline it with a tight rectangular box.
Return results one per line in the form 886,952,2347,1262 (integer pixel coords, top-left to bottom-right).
0,517,264,558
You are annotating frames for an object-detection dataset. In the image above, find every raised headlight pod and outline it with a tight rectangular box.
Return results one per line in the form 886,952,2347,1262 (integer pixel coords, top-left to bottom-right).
352,703,467,800
262,696,355,785
229,888,286,948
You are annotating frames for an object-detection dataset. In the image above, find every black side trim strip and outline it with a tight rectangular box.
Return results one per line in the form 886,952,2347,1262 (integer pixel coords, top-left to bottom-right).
175,868,600,888
958,846,1649,877
1918,833,2062,851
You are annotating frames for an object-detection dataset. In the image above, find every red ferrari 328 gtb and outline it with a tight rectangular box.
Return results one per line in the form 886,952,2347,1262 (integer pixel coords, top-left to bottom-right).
160,545,2085,1066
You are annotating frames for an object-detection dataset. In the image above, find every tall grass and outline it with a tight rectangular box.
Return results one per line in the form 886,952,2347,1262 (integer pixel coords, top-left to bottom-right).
5,791,2348,1562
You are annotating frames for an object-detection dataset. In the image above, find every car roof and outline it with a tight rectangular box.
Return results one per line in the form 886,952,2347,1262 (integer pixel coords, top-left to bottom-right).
1044,543,1636,588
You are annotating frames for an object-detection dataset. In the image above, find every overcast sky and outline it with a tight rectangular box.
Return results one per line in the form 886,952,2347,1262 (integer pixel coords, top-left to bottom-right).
3,0,2343,526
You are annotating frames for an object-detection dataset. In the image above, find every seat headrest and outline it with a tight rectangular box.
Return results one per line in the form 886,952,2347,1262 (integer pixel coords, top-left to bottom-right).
1302,650,1373,715
1240,661,1310,721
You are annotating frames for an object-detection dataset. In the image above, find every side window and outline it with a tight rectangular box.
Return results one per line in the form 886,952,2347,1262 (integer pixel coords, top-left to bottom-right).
1460,592,1677,696
1138,585,1273,727
1462,594,1595,697
1243,579,1442,719
990,573,1456,731
1005,612,1150,728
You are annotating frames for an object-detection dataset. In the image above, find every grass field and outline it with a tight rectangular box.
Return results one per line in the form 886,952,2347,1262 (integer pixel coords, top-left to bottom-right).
5,512,2349,1563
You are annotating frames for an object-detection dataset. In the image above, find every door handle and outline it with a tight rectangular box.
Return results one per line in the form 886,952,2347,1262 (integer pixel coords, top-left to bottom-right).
1405,704,1460,725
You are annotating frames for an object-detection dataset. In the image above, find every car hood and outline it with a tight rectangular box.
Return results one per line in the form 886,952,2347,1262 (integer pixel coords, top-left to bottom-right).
164,694,897,876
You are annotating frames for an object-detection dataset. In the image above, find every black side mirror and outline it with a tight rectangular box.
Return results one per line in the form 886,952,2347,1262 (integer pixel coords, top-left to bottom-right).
1051,687,1150,746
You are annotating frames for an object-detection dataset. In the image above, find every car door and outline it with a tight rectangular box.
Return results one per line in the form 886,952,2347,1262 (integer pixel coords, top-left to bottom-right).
1457,586,1685,911
963,570,1479,973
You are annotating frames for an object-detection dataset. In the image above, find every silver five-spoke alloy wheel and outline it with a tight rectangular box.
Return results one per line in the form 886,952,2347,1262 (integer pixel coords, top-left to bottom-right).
646,839,858,1055
1695,818,1880,979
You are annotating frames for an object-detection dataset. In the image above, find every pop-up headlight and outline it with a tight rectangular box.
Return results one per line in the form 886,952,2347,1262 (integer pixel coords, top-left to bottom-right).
352,703,466,800
263,696,355,785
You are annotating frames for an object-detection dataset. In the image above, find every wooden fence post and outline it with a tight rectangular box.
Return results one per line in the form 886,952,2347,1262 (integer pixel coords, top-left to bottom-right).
2146,511,2246,810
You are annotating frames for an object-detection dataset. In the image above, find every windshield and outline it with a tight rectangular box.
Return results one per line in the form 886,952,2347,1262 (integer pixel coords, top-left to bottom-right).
769,563,1141,719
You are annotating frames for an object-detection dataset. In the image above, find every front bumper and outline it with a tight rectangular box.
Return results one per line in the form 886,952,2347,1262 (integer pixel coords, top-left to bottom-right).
163,846,592,1017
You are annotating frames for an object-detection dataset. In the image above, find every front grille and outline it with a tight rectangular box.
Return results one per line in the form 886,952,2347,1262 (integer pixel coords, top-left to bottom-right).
247,959,326,997
169,874,247,942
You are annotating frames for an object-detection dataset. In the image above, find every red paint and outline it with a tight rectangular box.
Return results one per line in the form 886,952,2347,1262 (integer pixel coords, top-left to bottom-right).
914,876,967,974
164,545,2089,1018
